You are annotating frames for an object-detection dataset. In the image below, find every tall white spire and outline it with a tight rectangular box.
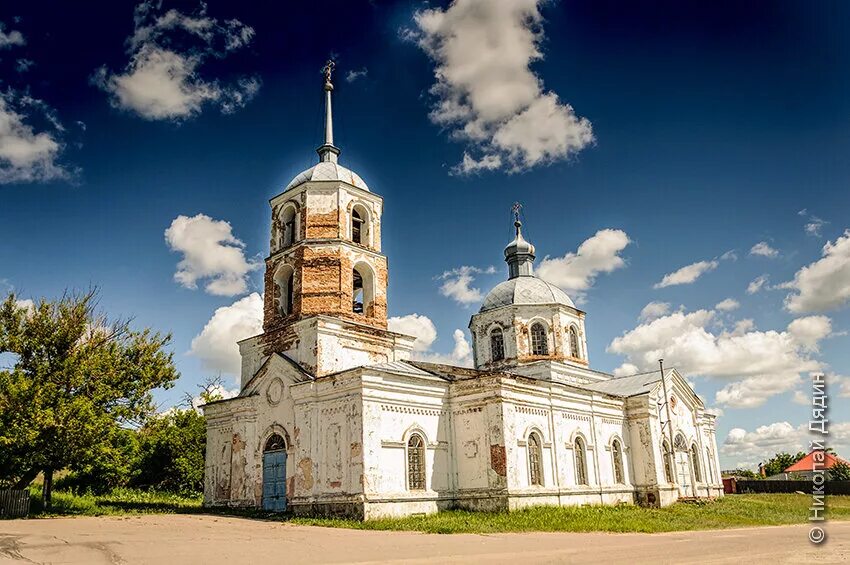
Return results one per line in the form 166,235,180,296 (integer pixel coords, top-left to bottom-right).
317,60,340,164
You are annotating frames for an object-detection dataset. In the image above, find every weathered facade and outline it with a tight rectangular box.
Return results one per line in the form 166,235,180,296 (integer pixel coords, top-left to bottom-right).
203,65,723,519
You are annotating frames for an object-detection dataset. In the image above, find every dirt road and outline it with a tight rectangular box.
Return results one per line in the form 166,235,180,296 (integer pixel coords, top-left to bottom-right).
1,515,847,564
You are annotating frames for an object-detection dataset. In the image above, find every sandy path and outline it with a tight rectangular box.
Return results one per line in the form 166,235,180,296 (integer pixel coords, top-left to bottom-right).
1,515,848,564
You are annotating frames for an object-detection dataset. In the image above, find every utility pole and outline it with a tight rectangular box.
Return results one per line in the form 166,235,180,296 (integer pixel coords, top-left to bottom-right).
659,358,677,485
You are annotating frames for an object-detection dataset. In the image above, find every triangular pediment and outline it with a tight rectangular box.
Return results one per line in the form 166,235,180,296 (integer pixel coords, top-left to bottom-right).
241,352,313,397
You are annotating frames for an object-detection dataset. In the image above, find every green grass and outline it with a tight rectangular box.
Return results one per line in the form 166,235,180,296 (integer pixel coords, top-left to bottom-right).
24,490,850,534
291,494,850,534
28,486,203,517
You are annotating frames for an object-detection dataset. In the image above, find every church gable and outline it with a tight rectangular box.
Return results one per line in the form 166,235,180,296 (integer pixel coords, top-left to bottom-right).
241,353,313,399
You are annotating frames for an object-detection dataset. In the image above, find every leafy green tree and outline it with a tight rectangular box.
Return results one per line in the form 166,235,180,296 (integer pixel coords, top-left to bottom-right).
55,428,141,494
760,452,807,477
131,376,227,494
0,290,177,507
830,461,850,481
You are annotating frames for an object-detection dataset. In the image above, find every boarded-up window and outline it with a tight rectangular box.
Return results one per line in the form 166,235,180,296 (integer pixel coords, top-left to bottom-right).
575,437,588,485
407,434,426,490
612,439,625,484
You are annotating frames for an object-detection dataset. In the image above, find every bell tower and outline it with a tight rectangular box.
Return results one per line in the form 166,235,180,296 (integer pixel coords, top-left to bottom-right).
238,61,414,382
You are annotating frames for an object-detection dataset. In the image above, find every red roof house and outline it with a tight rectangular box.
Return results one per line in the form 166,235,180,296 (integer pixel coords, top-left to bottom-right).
784,451,849,473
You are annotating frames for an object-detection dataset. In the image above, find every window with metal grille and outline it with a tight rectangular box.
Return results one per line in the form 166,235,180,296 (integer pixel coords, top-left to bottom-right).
690,444,702,482
407,434,426,490
575,437,588,485
612,439,625,484
265,433,286,452
490,328,505,361
569,326,580,358
528,432,543,486
530,323,548,355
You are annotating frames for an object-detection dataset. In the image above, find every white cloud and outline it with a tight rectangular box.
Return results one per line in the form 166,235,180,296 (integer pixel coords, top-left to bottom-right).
653,260,718,289
420,328,473,366
722,422,805,466
612,362,640,377
187,383,239,411
165,214,260,296
409,0,593,174
536,229,631,302
786,315,831,351
15,58,34,73
639,301,671,322
93,2,259,121
0,91,72,184
438,265,495,305
715,298,740,312
345,67,368,83
189,293,263,377
0,23,24,49
454,151,502,174
783,229,850,313
389,313,473,367
388,313,437,352
799,209,828,238
747,274,769,295
723,420,850,469
15,298,35,314
750,241,779,258
608,308,832,408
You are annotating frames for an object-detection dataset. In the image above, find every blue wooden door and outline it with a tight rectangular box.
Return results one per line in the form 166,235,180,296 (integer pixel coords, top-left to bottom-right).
262,450,287,512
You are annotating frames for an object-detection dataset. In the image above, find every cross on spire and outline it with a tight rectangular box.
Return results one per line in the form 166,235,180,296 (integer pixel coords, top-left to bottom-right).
317,59,340,163
512,202,523,235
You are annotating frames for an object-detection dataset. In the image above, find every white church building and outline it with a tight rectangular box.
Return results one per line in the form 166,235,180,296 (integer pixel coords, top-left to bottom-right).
203,64,724,519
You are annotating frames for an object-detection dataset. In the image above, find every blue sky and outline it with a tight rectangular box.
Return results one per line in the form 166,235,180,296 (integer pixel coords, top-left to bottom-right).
1,0,849,469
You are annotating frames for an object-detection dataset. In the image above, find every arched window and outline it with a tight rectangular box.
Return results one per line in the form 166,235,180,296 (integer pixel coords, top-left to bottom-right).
527,432,543,486
281,205,297,247
353,269,364,313
264,433,286,452
574,436,588,486
352,263,375,315
490,328,505,362
662,440,674,483
351,204,370,246
407,433,426,491
612,439,625,484
352,208,363,244
530,322,548,356
274,265,295,316
690,444,701,483
569,326,580,359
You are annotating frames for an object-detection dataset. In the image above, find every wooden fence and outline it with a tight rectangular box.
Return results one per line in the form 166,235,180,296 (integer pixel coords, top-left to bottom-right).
0,490,30,518
735,480,850,495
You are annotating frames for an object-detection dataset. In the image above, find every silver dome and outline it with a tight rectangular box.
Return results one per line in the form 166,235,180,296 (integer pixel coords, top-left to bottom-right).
480,277,575,312
285,161,369,192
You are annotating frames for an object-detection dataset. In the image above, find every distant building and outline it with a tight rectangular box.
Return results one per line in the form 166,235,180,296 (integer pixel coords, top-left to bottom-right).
767,451,850,481
202,64,724,519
